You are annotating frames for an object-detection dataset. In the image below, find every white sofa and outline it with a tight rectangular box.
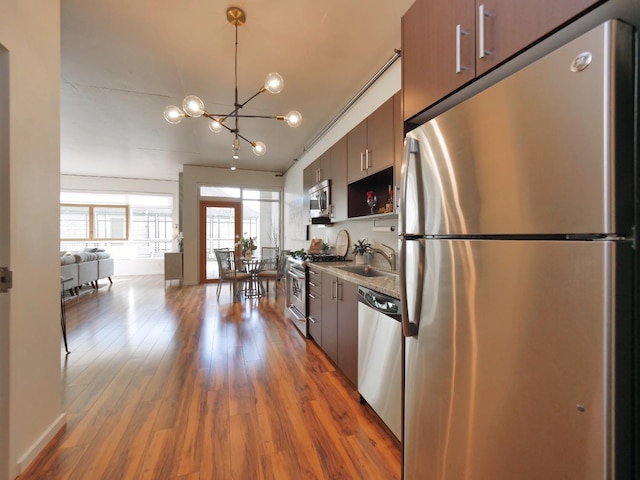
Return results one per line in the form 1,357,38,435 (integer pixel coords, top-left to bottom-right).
60,249,113,295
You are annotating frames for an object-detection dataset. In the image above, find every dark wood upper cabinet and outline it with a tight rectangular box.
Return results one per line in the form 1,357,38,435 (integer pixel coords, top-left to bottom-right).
347,96,395,183
327,136,348,222
402,0,475,121
402,0,605,120
476,0,605,75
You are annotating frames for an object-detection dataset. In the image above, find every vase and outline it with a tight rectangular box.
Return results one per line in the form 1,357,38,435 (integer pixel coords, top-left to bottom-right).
355,253,369,265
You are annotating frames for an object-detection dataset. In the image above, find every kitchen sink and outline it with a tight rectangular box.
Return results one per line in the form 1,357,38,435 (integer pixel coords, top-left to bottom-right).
338,265,396,278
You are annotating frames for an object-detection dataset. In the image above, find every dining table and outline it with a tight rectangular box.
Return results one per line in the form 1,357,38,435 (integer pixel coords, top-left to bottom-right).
239,256,265,298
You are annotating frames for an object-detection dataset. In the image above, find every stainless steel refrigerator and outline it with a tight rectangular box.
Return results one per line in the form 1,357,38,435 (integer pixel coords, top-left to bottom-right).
399,20,636,480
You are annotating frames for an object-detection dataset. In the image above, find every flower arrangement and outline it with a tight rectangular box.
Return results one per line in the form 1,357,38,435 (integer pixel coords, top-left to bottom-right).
174,232,184,252
236,233,257,256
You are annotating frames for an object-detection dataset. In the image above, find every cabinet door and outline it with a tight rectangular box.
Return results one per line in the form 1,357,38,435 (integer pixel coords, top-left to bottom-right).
475,0,604,75
365,97,395,177
326,136,348,221
402,0,475,120
346,119,368,183
337,280,359,386
321,273,338,364
303,157,322,191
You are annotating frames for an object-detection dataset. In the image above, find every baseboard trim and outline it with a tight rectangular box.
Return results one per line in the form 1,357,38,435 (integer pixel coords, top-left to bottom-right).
16,413,66,474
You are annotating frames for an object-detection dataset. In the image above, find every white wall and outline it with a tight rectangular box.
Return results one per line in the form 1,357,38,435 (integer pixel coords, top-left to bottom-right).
61,175,180,275
0,1,63,478
283,61,402,255
181,165,283,285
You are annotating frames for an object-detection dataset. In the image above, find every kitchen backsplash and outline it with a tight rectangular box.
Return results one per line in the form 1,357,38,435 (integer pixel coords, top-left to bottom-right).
305,217,399,269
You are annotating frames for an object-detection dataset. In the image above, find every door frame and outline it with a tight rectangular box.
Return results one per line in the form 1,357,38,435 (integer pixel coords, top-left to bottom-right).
0,44,10,480
199,200,242,284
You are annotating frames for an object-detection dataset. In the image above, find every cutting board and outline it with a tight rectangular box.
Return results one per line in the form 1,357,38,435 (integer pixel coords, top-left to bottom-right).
335,229,350,258
308,238,323,254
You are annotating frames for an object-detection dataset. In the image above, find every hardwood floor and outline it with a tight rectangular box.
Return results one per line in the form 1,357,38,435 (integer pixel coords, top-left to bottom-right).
20,276,401,479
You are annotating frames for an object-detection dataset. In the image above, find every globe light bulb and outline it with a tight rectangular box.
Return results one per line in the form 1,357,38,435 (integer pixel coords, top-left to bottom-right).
208,118,223,133
285,110,302,128
163,105,184,124
252,141,266,156
264,72,284,94
182,95,205,117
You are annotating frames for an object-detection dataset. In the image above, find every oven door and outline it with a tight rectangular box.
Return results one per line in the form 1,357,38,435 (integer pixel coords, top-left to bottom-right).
286,266,308,336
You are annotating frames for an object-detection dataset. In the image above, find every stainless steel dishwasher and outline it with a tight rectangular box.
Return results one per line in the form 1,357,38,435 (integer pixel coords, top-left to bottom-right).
357,286,402,440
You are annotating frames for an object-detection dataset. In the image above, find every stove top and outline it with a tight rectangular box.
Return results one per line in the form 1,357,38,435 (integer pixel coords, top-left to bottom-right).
287,254,348,268
303,254,347,262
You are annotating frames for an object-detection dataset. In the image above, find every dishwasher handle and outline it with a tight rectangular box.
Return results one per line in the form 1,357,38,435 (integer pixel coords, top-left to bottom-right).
357,286,401,321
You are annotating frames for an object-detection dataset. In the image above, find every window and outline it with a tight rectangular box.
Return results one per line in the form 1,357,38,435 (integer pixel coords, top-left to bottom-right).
130,207,173,257
200,186,282,253
60,204,128,241
60,192,174,259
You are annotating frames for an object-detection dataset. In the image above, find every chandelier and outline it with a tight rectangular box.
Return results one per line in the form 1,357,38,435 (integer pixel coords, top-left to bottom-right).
163,6,302,170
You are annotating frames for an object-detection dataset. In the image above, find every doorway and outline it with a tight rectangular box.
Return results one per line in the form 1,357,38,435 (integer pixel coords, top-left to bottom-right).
199,201,241,283
0,45,10,479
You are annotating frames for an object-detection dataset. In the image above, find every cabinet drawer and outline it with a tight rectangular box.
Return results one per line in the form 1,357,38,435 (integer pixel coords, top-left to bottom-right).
308,267,322,294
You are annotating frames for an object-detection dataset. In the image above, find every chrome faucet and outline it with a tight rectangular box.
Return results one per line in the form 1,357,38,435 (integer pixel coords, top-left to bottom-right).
372,244,396,271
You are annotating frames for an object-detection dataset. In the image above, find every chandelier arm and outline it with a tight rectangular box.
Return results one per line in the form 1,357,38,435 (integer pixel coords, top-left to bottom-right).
235,131,257,147
231,114,282,120
238,87,267,109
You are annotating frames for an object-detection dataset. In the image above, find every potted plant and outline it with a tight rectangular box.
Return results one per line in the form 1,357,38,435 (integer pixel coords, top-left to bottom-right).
352,238,372,265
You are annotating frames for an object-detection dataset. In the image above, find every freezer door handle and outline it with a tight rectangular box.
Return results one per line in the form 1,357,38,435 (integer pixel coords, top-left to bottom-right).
400,238,422,337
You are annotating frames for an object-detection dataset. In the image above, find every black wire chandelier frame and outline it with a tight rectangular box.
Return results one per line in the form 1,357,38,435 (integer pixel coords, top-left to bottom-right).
163,6,302,170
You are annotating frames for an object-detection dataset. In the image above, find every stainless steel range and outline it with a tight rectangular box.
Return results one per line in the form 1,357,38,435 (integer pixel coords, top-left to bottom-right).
285,254,347,337
286,257,308,336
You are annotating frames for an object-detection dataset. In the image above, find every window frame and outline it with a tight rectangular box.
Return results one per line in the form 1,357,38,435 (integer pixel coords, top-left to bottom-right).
60,203,130,242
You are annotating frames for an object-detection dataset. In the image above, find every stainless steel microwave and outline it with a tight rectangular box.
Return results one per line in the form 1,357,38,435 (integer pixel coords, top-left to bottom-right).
309,179,331,222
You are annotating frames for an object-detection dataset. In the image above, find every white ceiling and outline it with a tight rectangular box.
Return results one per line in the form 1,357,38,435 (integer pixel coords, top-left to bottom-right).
60,0,414,181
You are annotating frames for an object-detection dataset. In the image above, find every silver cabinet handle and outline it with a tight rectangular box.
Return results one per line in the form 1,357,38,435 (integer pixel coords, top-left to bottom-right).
309,317,318,324
309,293,317,299
478,4,491,59
360,152,364,172
332,280,337,300
365,149,370,170
455,24,469,73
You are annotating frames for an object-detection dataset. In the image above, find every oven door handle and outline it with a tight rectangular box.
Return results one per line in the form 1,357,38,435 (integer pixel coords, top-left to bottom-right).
288,305,307,321
288,269,306,280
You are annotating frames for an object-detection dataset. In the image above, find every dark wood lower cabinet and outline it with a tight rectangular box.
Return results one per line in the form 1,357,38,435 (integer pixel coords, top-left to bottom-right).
321,273,358,385
336,280,358,385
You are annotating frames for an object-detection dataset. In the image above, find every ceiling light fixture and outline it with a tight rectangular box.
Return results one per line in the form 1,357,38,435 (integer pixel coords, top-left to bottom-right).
163,6,302,168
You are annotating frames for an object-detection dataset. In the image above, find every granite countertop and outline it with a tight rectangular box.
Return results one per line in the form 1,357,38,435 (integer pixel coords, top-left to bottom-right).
307,262,401,299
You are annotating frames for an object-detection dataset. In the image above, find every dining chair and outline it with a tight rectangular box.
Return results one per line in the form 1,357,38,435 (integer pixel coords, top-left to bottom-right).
257,248,289,298
214,248,251,300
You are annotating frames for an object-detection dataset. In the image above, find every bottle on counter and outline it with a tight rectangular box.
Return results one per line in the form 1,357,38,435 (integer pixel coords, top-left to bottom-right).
386,185,394,212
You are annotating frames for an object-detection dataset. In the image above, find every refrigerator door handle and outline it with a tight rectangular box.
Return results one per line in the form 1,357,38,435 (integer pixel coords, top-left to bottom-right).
400,237,423,337
400,137,425,236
